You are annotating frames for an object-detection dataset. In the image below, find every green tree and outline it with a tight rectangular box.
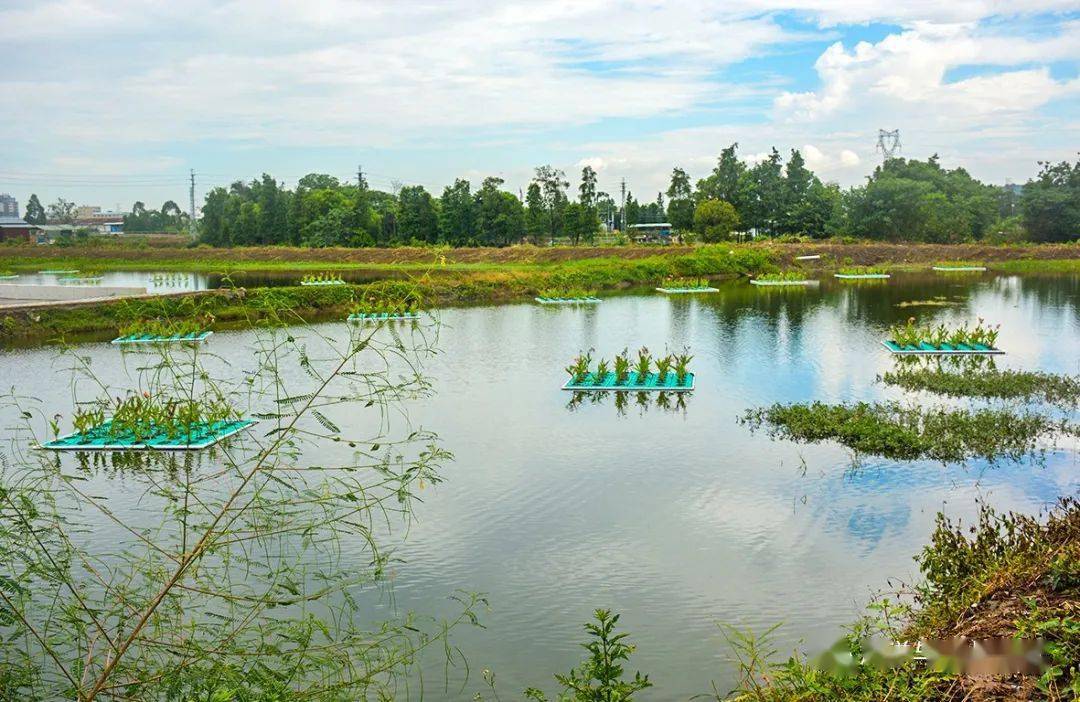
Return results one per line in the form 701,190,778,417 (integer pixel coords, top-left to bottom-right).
624,192,640,228
525,182,545,244
24,194,46,225
533,165,569,242
475,176,525,246
47,197,76,223
742,148,783,235
666,167,694,231
694,199,740,242
438,178,474,245
1021,158,1080,243
397,185,439,244
697,143,748,211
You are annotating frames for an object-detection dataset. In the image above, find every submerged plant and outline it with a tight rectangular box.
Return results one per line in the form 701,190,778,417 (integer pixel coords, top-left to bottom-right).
741,400,1075,465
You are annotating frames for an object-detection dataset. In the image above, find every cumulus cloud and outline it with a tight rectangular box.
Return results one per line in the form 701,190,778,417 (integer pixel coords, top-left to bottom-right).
0,0,1076,203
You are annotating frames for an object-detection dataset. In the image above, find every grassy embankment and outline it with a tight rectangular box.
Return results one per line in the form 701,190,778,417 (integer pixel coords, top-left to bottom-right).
0,246,774,342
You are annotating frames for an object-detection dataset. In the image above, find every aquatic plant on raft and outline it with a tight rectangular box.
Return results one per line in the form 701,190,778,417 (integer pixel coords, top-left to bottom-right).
887,318,1000,350
300,272,345,285
70,392,240,443
563,347,694,390
754,271,813,282
660,276,712,289
118,316,213,339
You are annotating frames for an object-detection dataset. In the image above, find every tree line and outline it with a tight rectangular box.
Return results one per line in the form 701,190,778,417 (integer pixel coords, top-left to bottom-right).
172,149,1080,247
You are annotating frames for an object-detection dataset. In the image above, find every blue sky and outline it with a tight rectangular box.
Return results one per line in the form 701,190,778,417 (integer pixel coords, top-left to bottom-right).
0,1,1077,212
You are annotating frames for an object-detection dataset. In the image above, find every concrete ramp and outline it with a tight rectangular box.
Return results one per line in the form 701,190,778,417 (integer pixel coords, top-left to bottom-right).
0,283,147,307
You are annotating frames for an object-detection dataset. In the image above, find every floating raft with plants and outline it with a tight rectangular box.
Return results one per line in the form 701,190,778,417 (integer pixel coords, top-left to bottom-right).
835,273,890,279
932,265,986,272
750,278,818,286
39,269,79,274
59,276,104,283
111,331,214,345
535,296,602,304
300,279,346,286
348,312,421,323
562,371,694,392
563,349,694,392
884,319,1003,355
39,419,256,452
881,340,1004,355
655,286,719,294
0,274,19,280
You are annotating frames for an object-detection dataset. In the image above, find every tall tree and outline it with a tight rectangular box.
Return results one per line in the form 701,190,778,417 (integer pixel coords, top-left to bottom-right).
397,185,439,244
694,199,740,242
24,194,46,225
666,167,694,231
697,143,747,210
46,197,76,223
1021,157,1080,243
438,178,474,245
533,165,569,242
525,182,545,244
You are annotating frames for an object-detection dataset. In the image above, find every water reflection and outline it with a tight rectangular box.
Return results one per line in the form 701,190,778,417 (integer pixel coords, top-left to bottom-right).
564,390,691,417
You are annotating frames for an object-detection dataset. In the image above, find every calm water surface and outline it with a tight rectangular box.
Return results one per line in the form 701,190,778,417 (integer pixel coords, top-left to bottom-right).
1,272,1078,699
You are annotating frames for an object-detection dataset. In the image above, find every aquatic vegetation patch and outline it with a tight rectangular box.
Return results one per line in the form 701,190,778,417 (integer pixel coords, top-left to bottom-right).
656,276,718,293
42,392,249,450
885,319,1002,354
932,261,986,272
563,347,694,391
0,271,18,280
741,401,1074,464
348,296,422,322
536,286,600,303
300,272,346,286
882,367,1080,407
750,271,818,286
894,296,962,308
835,266,890,279
113,316,214,344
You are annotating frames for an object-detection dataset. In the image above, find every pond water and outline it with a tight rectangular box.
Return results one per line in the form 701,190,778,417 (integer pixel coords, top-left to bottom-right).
3,268,408,293
1,271,1078,698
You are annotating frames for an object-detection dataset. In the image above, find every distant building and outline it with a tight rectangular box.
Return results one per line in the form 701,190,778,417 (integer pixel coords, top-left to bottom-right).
73,206,130,226
0,216,40,243
0,194,18,218
628,222,676,244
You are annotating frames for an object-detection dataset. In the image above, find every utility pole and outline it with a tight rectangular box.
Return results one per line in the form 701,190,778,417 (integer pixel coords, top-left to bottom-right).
188,169,197,242
876,129,901,161
619,178,626,234
356,164,366,189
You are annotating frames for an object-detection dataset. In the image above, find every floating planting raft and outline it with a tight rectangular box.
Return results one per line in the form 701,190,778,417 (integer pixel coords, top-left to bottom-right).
111,331,214,345
40,419,255,451
933,265,986,272
348,312,421,323
39,269,79,274
535,296,602,304
0,274,19,280
881,340,1004,355
655,287,719,294
59,276,103,283
562,371,695,392
300,279,346,286
834,273,891,280
750,279,818,287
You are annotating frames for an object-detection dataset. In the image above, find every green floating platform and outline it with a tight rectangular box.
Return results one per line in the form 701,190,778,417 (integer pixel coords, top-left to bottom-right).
562,371,694,393
59,276,103,283
348,312,421,323
750,279,818,286
40,419,255,452
535,296,601,304
882,340,1004,355
300,280,346,286
111,331,213,345
932,266,986,272
655,287,719,294
834,273,890,280
0,274,19,280
39,269,79,274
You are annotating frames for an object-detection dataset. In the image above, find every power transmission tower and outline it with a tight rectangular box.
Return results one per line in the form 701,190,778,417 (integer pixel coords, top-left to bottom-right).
876,129,901,161
188,169,197,242
356,165,366,189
